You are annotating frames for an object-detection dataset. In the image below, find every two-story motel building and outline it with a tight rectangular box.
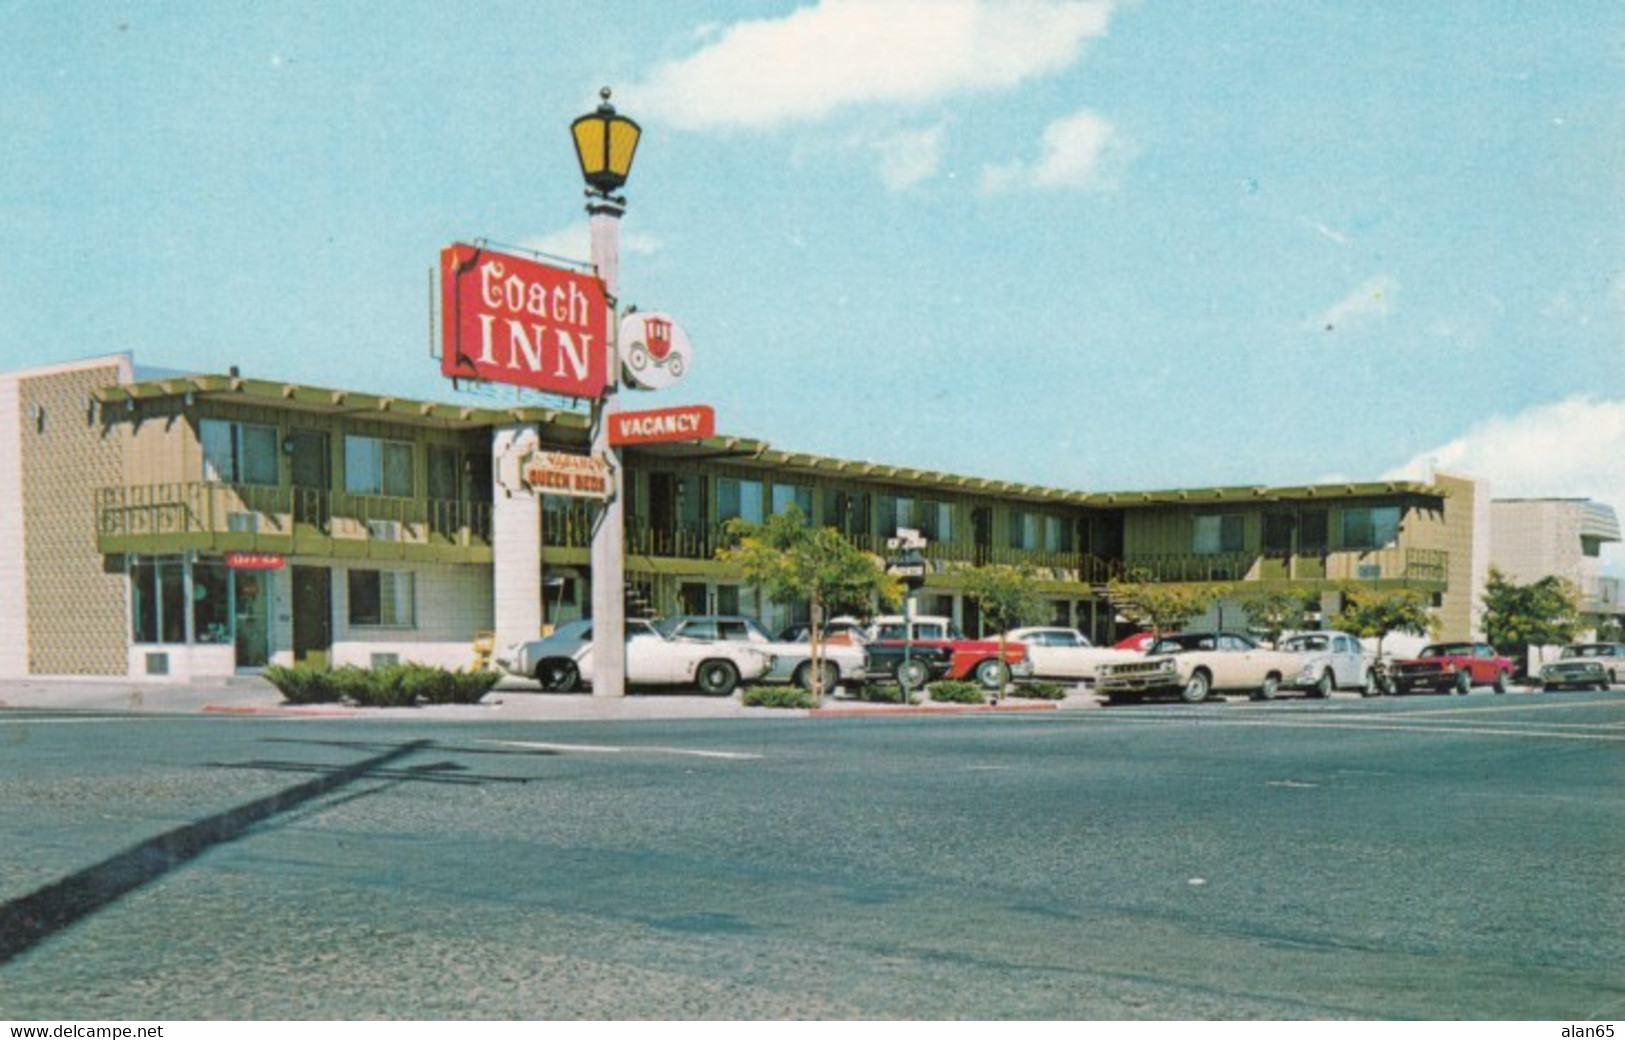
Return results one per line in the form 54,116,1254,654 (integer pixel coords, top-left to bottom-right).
1,354,1487,681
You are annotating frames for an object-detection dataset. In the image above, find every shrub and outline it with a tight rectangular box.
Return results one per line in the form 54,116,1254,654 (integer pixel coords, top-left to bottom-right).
263,663,499,708
928,681,986,704
1018,681,1069,701
742,685,817,709
852,682,918,705
263,663,343,705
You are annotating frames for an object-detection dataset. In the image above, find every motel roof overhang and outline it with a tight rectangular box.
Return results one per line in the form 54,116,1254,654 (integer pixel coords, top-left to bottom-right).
95,373,1447,511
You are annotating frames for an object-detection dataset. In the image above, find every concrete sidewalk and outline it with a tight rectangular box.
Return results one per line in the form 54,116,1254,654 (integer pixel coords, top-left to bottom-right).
0,674,1087,722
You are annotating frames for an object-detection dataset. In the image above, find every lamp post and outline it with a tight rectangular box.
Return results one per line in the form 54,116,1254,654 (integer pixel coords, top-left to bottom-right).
571,87,641,697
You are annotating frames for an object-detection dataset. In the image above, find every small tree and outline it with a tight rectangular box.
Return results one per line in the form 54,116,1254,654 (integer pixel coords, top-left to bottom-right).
718,504,900,699
1105,576,1224,640
1335,585,1435,660
1480,568,1582,675
1237,585,1318,647
962,565,1045,701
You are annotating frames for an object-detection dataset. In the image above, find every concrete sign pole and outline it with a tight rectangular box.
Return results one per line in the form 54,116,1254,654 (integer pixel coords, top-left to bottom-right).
588,200,626,697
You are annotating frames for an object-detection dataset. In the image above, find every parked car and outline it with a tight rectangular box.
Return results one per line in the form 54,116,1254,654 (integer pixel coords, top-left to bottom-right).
863,615,1034,690
1279,630,1379,697
775,619,867,647
1113,632,1159,652
653,615,868,691
1538,643,1625,690
1390,642,1514,695
1001,626,1140,687
497,618,774,696
1094,632,1304,703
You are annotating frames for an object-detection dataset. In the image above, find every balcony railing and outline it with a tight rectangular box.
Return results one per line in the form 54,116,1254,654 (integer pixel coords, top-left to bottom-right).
1120,547,1449,586
96,482,492,560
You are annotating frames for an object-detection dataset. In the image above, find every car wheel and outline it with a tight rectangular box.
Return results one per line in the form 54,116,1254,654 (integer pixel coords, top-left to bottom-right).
1256,675,1280,701
1181,671,1211,703
695,660,741,696
1454,670,1472,695
896,659,930,691
1493,671,1509,695
793,660,839,693
974,658,1009,690
1361,671,1379,697
1310,670,1334,699
536,659,580,693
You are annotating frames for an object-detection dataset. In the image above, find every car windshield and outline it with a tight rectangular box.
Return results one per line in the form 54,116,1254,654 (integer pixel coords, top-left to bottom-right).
1420,643,1473,658
1151,635,1218,653
1561,645,1604,659
1282,635,1329,652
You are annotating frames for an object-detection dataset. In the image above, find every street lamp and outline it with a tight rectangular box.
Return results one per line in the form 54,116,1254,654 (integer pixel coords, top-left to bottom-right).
573,87,639,698
571,88,642,200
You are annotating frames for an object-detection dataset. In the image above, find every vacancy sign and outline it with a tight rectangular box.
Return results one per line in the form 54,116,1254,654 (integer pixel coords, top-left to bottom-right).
609,405,716,447
440,243,610,398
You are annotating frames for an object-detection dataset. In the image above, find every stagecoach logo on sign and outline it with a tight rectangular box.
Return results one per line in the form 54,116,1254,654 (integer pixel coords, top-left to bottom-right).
619,312,692,391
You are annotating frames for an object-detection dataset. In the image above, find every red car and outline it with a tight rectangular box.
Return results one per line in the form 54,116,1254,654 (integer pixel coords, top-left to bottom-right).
867,615,1034,690
1390,641,1514,695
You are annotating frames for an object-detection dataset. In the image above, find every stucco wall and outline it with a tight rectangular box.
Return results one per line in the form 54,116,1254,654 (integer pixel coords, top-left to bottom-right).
17,357,132,675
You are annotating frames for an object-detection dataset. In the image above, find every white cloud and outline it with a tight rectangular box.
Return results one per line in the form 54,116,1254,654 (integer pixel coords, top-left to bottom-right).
1383,397,1625,568
630,0,1115,131
1313,274,1397,332
979,108,1128,192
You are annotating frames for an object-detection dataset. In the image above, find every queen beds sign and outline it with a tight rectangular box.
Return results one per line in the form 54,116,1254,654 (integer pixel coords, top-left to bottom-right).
521,451,610,500
440,243,610,398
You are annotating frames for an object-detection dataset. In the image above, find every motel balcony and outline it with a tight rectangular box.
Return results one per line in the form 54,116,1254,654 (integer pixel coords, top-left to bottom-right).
95,482,494,564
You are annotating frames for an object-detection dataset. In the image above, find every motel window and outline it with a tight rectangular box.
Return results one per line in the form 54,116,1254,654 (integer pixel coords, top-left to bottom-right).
348,569,415,627
1194,515,1245,555
130,556,187,644
771,483,813,521
918,501,953,543
201,420,279,486
877,495,918,537
717,478,764,525
1342,507,1401,550
193,559,232,644
344,435,414,498
824,489,871,539
1008,510,1036,550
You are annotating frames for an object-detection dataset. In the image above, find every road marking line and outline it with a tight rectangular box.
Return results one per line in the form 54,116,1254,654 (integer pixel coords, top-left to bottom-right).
1175,717,1625,742
482,739,761,760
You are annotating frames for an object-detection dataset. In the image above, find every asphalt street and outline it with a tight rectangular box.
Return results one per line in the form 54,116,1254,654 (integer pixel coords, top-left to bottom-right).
1,690,1621,1019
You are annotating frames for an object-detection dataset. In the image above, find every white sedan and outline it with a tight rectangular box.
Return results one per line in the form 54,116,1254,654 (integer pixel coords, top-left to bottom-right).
501,618,775,696
655,616,868,691
1002,627,1141,686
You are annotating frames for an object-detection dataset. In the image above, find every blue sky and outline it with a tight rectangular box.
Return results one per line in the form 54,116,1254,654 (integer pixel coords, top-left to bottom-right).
4,2,1623,545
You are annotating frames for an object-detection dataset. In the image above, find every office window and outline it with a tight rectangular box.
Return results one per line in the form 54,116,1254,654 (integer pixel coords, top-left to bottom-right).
1194,514,1245,555
1342,506,1400,550
718,478,764,524
345,435,414,497
201,419,279,486
348,569,415,627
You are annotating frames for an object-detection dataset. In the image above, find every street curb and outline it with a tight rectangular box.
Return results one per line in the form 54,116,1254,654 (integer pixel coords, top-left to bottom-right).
202,705,360,717
809,701,1061,718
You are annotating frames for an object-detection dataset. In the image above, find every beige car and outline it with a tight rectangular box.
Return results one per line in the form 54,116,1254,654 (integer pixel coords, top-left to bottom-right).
1094,632,1304,704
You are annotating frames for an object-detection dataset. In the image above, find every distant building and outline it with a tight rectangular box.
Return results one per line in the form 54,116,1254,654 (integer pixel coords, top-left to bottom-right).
1490,498,1624,637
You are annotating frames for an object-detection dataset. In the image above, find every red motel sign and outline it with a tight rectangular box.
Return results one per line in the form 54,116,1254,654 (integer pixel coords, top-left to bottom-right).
224,551,284,571
440,243,610,398
608,405,716,446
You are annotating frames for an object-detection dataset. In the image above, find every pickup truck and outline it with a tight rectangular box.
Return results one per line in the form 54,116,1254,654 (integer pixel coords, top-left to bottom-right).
862,615,1034,690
